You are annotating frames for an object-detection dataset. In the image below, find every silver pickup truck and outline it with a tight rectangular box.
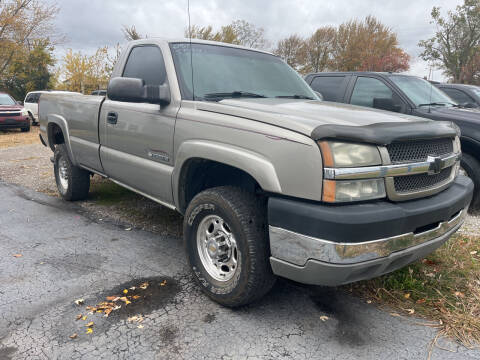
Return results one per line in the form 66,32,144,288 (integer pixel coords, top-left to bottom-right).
39,38,473,306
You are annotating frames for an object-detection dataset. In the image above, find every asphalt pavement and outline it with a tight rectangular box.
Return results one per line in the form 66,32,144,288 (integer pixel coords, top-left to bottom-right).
1,181,479,360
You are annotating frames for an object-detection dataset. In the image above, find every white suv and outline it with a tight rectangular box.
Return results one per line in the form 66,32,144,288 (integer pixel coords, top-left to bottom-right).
24,91,80,125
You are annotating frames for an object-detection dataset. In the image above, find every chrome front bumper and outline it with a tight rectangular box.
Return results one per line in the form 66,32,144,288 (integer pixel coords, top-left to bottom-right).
269,208,466,267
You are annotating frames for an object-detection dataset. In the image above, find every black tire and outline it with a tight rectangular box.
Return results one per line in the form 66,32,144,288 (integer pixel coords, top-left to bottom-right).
184,186,276,307
54,143,90,201
21,124,30,132
461,153,480,211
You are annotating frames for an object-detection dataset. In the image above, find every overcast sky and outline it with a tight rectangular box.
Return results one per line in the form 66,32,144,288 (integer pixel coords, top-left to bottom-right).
49,0,462,81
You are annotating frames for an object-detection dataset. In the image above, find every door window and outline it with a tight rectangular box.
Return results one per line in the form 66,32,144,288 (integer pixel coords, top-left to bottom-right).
122,46,167,85
441,88,474,105
350,77,403,112
310,76,346,101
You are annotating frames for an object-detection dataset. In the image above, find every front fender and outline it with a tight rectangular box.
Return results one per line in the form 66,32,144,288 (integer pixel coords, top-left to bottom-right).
172,140,282,207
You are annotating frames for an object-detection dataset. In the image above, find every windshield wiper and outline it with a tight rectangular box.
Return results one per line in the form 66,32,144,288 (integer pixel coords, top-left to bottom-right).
275,94,314,100
202,91,266,101
418,102,447,107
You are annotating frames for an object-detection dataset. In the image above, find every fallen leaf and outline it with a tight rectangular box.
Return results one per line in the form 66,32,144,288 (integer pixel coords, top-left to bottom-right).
86,321,94,327
366,300,372,304
69,333,78,339
454,291,465,298
422,259,436,266
119,297,131,305
13,254,22,258
125,227,132,231
128,316,139,322
160,280,167,286
139,282,149,290
406,309,415,315
319,315,329,322
104,308,113,317
86,328,93,334
129,286,136,290
137,325,144,329
470,251,478,255
75,314,82,321
390,312,401,317
132,295,141,300
82,316,87,321
404,293,411,299
123,289,128,294
74,298,85,305
416,299,426,304
106,296,118,301
113,305,121,311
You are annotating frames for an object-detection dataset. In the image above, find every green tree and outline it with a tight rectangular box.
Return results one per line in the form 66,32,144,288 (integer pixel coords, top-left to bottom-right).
2,39,54,99
419,0,480,83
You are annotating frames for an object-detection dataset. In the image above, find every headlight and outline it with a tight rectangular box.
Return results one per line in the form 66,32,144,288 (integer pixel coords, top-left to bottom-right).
20,108,29,116
323,178,386,202
319,141,385,202
318,141,381,167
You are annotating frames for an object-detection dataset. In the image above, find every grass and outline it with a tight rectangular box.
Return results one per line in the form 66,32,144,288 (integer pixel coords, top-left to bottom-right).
89,178,138,206
349,233,480,348
0,127,40,148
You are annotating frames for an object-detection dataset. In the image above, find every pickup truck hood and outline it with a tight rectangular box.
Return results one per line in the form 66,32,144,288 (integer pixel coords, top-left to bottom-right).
197,98,457,144
0,105,23,111
417,106,480,124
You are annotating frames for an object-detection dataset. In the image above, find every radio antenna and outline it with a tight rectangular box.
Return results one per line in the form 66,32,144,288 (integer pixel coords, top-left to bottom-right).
187,0,195,100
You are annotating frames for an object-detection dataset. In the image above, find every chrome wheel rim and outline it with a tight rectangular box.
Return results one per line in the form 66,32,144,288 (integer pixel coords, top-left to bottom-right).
196,215,239,282
58,156,69,190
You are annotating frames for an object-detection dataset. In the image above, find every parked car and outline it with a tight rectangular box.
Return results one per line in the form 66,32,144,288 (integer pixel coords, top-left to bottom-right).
39,39,473,306
0,92,30,132
306,72,480,210
91,90,107,96
436,83,480,109
24,90,81,125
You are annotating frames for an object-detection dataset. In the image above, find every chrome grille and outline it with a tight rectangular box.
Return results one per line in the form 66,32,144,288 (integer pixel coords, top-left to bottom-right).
393,167,452,194
387,138,453,164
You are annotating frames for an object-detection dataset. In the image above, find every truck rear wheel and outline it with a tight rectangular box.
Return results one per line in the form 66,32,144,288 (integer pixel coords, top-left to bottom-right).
21,124,30,132
461,153,480,211
54,144,90,201
183,186,276,307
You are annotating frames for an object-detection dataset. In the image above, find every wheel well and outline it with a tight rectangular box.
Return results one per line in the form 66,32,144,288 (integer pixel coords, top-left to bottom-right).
47,123,65,150
461,137,480,159
178,159,262,214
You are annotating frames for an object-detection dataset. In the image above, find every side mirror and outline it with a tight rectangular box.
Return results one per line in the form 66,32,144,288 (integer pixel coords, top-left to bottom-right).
373,98,400,112
107,77,171,106
17,101,23,105
314,91,324,101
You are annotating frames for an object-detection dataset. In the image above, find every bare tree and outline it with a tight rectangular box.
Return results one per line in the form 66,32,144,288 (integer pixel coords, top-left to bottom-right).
122,25,143,41
301,27,336,73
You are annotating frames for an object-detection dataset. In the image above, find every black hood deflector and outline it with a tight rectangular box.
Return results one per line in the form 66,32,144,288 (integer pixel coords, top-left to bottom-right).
311,120,457,145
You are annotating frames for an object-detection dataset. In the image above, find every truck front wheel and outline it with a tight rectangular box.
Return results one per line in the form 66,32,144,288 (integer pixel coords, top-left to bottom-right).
461,153,480,211
183,186,276,307
54,144,90,201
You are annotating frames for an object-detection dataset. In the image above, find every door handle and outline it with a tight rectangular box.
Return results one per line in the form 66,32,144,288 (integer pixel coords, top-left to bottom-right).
107,112,118,125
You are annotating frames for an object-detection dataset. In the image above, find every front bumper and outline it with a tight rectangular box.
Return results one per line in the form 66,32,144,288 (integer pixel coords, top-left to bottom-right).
268,175,473,286
0,116,29,129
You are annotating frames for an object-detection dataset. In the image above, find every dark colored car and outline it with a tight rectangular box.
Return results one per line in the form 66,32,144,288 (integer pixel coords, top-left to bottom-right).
0,92,30,132
436,83,480,109
305,72,480,210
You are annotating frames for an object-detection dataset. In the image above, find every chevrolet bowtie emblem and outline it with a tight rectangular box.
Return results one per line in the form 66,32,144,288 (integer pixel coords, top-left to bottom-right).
427,155,445,175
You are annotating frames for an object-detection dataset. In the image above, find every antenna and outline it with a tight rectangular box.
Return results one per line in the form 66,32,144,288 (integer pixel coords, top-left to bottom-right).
428,67,433,114
187,0,195,100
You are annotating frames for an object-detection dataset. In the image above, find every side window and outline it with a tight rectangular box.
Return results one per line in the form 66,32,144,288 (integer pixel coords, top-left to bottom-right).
350,77,403,112
25,94,33,103
441,88,473,105
310,76,346,101
122,45,167,86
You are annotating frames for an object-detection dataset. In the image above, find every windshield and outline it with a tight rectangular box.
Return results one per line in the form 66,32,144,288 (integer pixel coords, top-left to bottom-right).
388,75,456,107
0,93,16,105
170,43,318,101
